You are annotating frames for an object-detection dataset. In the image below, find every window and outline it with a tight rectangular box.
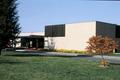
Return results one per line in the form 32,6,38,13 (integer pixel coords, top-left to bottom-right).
116,25,120,38
45,24,65,37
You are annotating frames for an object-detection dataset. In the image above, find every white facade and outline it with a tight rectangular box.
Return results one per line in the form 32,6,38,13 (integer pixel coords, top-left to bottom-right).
45,21,117,51
16,38,21,47
19,32,44,37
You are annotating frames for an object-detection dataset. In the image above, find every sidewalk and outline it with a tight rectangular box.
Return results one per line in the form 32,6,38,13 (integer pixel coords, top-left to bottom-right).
41,52,79,56
93,55,120,60
16,50,120,64
15,51,79,57
73,55,120,64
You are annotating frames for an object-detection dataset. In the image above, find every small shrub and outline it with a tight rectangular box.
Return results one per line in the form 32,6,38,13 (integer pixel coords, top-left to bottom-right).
43,49,86,54
55,49,86,54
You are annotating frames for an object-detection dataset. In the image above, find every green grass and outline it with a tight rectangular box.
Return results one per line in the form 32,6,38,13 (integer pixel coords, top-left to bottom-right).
110,53,120,56
0,52,120,80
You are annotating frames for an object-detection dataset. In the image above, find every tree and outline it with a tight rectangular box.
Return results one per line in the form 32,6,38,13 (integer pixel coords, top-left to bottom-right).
0,0,20,54
86,35,118,67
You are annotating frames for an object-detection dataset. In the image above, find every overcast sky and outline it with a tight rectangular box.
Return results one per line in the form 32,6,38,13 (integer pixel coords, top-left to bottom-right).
18,0,120,32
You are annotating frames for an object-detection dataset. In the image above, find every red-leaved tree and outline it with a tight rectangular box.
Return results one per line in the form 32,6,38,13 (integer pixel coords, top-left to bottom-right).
86,35,118,66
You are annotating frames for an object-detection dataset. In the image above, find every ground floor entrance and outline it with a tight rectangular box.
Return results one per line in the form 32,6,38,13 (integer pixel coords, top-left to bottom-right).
16,36,44,49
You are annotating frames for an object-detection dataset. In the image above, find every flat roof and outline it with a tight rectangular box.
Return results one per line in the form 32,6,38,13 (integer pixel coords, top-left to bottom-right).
45,21,118,26
19,32,44,37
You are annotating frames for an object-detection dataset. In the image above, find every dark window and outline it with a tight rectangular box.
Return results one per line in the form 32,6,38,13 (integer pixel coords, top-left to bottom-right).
45,24,65,37
45,26,53,37
21,38,29,47
116,25,120,38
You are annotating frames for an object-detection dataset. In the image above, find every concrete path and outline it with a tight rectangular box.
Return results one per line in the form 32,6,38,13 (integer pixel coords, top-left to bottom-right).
38,52,120,64
73,55,120,64
15,51,79,57
16,50,120,64
40,52,79,56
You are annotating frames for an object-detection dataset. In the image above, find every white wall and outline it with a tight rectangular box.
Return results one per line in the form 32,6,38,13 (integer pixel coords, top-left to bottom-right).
15,38,21,48
19,32,44,37
45,22,96,50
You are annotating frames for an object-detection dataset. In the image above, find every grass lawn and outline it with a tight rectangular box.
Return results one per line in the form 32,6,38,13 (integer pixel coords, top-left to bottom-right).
110,53,120,56
0,52,120,80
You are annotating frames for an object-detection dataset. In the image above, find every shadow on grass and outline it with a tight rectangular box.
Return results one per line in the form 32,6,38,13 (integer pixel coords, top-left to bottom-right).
6,54,45,57
5,54,77,57
110,63,120,65
77,55,92,57
3,53,92,58
0,61,25,64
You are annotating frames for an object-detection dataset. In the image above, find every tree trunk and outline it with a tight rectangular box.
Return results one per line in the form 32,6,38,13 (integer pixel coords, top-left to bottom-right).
101,52,106,66
101,52,104,60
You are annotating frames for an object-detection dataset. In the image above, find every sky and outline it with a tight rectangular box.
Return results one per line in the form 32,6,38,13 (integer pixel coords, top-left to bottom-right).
18,0,120,32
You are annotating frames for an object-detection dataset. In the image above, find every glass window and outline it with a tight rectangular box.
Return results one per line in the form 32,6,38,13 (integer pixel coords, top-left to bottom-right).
45,24,65,37
116,25,120,38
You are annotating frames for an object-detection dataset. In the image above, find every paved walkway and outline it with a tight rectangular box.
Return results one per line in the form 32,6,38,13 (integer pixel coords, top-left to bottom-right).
16,51,79,57
16,50,120,64
39,52,120,64
73,55,120,64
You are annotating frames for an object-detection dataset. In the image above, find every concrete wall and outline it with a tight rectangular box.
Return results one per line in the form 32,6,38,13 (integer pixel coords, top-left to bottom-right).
45,22,96,50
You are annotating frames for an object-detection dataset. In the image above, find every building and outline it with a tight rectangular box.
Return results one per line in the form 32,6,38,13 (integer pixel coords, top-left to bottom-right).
16,32,44,48
45,21,120,51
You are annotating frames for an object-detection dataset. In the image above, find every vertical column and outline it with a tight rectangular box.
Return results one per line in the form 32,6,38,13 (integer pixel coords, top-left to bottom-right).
36,38,38,48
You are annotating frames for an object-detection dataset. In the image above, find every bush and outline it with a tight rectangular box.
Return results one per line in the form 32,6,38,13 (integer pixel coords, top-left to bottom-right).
44,49,86,54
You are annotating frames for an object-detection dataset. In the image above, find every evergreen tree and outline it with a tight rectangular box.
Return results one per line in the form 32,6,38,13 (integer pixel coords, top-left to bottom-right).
0,0,20,54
